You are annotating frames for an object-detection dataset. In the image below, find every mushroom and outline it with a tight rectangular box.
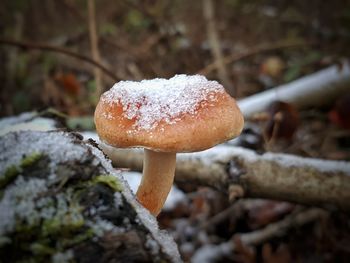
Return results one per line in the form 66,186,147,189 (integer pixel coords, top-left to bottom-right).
94,75,244,216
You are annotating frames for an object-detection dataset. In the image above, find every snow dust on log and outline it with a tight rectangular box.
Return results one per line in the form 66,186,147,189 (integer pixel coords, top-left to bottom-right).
0,131,181,263
103,144,350,212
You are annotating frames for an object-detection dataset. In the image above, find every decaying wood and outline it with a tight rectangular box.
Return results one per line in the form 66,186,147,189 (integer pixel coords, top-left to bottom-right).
0,131,181,262
102,144,350,211
238,61,350,117
191,208,326,263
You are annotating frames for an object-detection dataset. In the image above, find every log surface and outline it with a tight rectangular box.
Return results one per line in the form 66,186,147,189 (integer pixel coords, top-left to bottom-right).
0,131,182,263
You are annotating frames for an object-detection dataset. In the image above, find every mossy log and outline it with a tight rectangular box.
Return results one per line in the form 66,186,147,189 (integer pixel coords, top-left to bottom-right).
0,131,181,263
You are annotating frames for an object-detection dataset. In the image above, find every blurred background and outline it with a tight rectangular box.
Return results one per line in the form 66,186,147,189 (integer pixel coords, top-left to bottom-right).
1,0,349,117
1,1,350,262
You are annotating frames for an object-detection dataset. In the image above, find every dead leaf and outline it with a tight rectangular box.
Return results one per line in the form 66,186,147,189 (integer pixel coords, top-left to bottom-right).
55,72,81,97
264,101,299,141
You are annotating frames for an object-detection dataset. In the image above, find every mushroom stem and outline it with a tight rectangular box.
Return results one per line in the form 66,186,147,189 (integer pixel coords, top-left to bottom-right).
136,149,176,216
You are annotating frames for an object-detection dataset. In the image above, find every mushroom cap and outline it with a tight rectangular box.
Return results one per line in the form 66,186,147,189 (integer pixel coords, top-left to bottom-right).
94,75,244,152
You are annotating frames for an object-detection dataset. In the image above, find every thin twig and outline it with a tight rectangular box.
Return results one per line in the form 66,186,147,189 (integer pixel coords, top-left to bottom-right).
198,41,316,75
203,0,232,92
192,208,326,263
87,0,103,97
237,208,326,246
200,201,243,230
0,38,119,81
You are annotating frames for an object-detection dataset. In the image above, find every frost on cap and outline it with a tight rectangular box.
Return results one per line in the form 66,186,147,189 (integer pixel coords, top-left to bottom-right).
95,74,244,152
101,74,224,130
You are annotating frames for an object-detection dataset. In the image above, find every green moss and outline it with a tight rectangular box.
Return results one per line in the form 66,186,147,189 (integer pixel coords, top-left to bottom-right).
30,242,55,255
0,152,43,190
42,209,84,237
61,229,94,247
42,218,62,237
0,165,20,189
92,175,123,192
0,236,11,247
21,152,42,169
0,148,133,262
15,223,37,235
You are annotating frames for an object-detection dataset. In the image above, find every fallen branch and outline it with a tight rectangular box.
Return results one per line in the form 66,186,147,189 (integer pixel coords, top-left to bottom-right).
102,144,350,211
0,38,119,81
199,201,243,230
237,208,325,245
191,208,326,263
237,61,350,117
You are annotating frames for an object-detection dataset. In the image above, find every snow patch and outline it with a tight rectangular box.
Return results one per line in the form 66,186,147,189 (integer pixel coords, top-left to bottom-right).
0,131,87,176
182,145,350,175
192,243,232,263
0,112,36,127
52,250,74,263
263,152,350,174
0,117,57,137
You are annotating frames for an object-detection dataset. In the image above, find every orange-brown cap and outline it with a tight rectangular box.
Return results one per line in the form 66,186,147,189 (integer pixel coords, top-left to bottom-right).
94,75,244,152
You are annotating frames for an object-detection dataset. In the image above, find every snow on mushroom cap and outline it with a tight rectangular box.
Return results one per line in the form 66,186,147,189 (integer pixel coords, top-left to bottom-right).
101,74,225,130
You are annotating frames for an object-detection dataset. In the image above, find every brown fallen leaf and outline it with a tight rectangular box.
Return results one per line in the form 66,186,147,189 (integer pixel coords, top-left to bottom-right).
262,243,291,263
247,200,295,229
329,92,350,130
55,72,82,97
264,101,299,142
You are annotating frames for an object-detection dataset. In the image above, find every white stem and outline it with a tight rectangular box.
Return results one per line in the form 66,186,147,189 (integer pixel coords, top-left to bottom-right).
136,149,176,216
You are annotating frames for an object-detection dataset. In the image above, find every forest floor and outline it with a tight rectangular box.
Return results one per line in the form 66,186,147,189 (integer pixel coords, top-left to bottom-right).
1,1,350,262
